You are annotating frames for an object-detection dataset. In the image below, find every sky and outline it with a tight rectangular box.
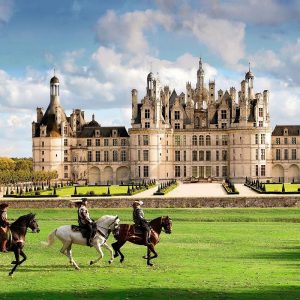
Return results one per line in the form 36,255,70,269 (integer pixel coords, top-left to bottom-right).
1,0,300,157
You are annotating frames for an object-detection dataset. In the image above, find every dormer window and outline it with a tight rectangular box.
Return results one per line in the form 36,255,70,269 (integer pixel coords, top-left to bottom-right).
112,130,118,137
284,128,288,135
145,109,150,119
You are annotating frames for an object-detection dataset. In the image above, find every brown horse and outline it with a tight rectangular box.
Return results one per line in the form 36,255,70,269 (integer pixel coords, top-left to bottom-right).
2,213,40,276
112,216,172,266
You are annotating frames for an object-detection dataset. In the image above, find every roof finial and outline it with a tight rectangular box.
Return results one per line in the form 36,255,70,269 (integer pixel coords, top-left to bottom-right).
248,61,251,72
54,68,56,76
92,114,95,121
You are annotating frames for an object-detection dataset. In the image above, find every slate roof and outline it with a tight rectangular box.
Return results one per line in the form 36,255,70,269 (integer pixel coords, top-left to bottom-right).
272,125,300,136
77,126,129,138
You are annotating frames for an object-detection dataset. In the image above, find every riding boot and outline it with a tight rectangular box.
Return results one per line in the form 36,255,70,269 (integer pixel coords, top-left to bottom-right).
144,232,151,246
1,240,8,252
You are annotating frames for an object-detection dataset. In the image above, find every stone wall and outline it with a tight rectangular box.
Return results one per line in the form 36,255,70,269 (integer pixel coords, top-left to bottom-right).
1,196,300,208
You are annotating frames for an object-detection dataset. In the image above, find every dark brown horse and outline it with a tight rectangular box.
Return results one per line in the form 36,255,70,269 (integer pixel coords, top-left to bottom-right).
2,213,40,276
112,216,172,266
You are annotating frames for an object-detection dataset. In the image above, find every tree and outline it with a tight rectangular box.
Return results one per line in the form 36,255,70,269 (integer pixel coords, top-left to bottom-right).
0,157,16,171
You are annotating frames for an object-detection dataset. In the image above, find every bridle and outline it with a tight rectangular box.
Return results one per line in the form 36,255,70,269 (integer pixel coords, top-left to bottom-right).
161,216,172,233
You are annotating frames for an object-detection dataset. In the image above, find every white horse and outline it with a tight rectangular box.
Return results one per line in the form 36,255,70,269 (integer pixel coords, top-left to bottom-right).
43,215,120,270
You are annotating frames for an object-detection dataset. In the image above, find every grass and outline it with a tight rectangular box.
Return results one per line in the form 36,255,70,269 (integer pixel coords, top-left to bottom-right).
22,185,130,197
264,183,300,193
1,208,300,299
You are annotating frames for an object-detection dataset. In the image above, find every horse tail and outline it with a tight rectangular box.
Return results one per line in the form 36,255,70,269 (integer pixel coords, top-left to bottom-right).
41,229,57,247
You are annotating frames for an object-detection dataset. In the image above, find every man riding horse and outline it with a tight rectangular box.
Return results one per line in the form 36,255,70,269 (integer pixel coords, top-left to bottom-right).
74,198,95,246
0,203,9,252
132,200,151,245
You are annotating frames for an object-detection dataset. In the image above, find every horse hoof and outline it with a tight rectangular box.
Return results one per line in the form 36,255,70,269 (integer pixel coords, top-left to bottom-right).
90,261,93,265
120,259,124,263
8,272,13,277
114,254,119,258
108,260,112,264
147,263,153,267
11,261,17,265
143,256,148,259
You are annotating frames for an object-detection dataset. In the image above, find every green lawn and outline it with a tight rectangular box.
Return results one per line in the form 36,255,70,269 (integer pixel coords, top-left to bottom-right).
1,208,300,299
24,185,130,197
264,183,300,193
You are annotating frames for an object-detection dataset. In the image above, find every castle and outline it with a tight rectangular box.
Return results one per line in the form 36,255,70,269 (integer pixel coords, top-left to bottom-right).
32,59,300,183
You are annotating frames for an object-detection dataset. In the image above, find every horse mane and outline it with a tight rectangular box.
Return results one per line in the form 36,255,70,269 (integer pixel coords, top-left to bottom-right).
11,213,36,227
96,215,117,225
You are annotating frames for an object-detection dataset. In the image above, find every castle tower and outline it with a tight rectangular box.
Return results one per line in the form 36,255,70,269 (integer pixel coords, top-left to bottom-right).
146,72,154,98
245,63,254,99
131,89,138,124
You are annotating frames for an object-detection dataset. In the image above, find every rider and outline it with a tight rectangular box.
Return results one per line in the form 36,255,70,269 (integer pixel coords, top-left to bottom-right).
0,203,9,252
132,200,151,245
75,198,95,246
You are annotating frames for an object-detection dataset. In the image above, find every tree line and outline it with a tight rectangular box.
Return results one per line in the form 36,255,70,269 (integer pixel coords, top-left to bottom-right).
0,157,58,185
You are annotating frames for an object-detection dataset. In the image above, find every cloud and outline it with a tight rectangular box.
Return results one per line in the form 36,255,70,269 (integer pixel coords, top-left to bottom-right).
96,9,174,55
0,0,13,23
249,49,283,71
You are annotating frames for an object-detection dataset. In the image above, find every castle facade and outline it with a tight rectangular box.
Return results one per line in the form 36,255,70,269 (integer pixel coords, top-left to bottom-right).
32,59,300,183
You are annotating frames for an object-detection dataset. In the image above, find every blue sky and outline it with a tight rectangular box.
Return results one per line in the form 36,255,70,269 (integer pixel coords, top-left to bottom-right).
1,0,300,156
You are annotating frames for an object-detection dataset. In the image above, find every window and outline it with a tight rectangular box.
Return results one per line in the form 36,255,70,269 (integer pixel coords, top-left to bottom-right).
138,166,141,178
145,122,150,128
183,135,186,146
104,151,109,162
199,135,204,146
175,150,180,161
222,135,228,146
256,165,259,177
216,166,219,177
143,166,149,177
276,149,281,160
96,151,100,162
222,150,228,161
64,173,68,179
192,150,197,161
121,139,126,146
221,110,227,119
261,165,266,176
64,126,68,135
113,139,118,146
206,166,212,177
292,137,297,145
175,166,181,177
292,149,297,160
175,135,180,146
145,109,150,119
206,135,211,146
216,136,219,146
88,151,92,162
284,137,288,145
256,149,258,160
138,150,141,161
174,111,180,120
143,135,149,146
96,139,100,147
192,166,197,177
255,134,259,145
41,141,44,147
206,151,211,161
259,121,263,127
183,151,186,161
121,150,126,161
64,139,68,146
199,151,204,161
138,135,141,146
216,150,219,161
113,150,118,162
259,108,263,117
143,150,149,161
192,135,197,146
222,166,227,177
275,138,280,145
64,165,68,170
42,150,45,155
261,134,265,144
104,139,109,146
64,157,68,162
184,166,187,177
221,123,227,129
42,158,44,162
284,149,288,160
174,123,180,129
87,139,92,147
261,149,265,160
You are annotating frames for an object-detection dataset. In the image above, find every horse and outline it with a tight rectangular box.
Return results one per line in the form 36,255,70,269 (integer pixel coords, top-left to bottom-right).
112,216,172,266
1,213,40,276
43,215,120,270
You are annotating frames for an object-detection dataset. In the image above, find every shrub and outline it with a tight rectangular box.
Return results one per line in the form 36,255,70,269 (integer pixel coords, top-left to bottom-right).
35,191,40,196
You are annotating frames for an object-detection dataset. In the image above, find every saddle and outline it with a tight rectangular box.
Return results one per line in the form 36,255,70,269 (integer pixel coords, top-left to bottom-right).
71,225,89,239
132,225,144,235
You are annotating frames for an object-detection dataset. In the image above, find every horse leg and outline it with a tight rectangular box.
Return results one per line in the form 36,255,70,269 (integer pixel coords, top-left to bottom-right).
112,240,126,263
18,249,27,265
103,242,114,264
9,248,20,276
147,244,158,267
89,242,104,266
66,245,80,270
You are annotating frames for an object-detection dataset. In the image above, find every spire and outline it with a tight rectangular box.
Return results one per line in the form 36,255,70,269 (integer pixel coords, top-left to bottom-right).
92,114,95,121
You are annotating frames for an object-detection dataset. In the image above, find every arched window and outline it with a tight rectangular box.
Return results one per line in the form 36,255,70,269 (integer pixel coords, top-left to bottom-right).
192,135,197,146
195,117,200,129
199,135,204,146
206,135,211,146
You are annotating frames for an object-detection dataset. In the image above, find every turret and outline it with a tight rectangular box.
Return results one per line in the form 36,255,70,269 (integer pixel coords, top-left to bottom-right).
245,63,254,99
208,80,215,104
164,86,170,124
241,80,248,100
229,87,236,103
146,72,154,98
197,58,204,90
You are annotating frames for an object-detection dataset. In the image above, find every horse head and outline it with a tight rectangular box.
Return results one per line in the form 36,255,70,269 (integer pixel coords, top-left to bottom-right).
27,213,40,233
161,216,172,234
109,215,120,236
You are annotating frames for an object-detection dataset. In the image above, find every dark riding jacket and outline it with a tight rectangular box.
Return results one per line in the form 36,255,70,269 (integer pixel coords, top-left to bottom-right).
133,207,149,228
0,209,9,227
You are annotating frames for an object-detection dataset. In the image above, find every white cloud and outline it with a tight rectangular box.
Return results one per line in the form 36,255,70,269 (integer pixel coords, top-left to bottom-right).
249,49,283,71
0,0,13,23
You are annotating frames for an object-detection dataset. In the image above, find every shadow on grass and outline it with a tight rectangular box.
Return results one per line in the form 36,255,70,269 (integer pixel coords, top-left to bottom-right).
248,250,300,261
1,286,300,300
